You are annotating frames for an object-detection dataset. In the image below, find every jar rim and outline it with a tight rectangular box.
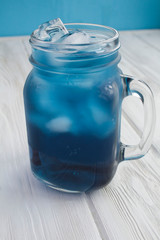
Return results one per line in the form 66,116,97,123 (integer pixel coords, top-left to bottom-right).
30,23,120,54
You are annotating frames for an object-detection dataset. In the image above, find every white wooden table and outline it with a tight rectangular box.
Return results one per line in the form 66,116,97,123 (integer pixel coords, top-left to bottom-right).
0,30,160,240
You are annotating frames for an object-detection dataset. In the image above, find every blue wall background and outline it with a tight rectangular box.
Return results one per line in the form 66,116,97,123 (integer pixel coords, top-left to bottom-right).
1,0,160,36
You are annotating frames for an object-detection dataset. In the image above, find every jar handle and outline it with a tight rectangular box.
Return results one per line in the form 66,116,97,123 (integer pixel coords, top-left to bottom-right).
121,74,156,160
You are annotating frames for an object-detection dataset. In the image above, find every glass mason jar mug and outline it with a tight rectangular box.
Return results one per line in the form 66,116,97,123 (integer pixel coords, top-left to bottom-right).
23,23,155,193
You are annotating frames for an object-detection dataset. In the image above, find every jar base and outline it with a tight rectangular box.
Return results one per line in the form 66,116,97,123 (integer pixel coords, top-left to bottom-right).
32,170,83,194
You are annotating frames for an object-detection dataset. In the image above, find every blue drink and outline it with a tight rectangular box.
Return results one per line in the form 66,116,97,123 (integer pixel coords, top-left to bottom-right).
24,20,123,192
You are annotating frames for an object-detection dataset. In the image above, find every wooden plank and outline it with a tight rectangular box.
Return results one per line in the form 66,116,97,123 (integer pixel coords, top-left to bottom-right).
89,147,160,240
0,39,102,240
130,29,160,51
119,30,160,85
119,30,160,152
1,31,160,240
88,30,160,240
89,30,160,240
89,115,160,240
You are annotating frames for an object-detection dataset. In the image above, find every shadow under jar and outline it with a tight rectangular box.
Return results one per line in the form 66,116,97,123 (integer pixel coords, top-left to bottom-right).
23,23,155,193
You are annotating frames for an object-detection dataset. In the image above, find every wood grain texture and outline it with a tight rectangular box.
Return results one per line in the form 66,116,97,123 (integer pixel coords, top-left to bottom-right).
90,30,160,240
119,30,160,152
0,30,160,240
0,39,101,240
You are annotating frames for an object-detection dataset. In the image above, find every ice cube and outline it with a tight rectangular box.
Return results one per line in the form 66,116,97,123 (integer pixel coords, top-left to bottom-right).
46,117,72,132
86,97,117,138
89,105,108,124
37,22,50,40
35,18,68,42
60,30,91,44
